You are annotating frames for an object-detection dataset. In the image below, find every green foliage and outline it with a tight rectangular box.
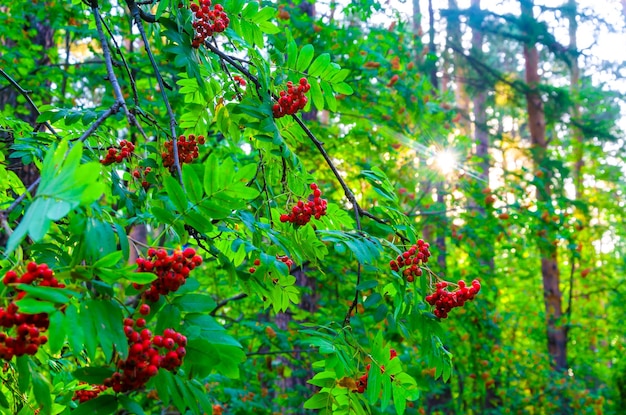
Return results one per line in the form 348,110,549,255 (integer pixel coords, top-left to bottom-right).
0,0,624,414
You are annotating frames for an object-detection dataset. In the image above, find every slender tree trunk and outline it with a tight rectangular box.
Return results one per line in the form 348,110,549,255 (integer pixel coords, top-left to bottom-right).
520,0,567,371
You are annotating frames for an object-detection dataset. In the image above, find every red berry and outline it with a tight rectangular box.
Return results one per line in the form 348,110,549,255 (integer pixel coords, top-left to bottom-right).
139,304,150,316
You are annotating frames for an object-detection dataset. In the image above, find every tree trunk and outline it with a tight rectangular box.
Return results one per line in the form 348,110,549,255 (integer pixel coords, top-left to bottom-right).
520,0,567,371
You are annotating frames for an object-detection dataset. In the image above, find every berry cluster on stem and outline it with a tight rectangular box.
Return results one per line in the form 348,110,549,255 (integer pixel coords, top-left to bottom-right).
190,0,229,48
132,166,152,190
133,248,203,302
425,280,481,319
233,75,246,86
73,383,107,403
279,183,328,226
272,78,310,118
103,316,187,392
162,134,205,170
249,258,261,274
101,139,135,165
389,239,431,282
0,263,64,360
249,255,293,274
276,254,294,269
356,349,398,393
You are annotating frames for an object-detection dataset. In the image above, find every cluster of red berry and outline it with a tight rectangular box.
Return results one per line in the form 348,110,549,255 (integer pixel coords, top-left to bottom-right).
101,140,135,165
162,135,205,169
0,263,65,360
132,166,152,190
103,314,187,392
233,75,246,86
190,0,229,48
425,280,481,319
276,254,294,269
356,349,398,393
249,258,261,274
279,183,328,225
133,248,203,302
272,78,310,118
249,255,294,274
73,383,108,403
389,239,431,282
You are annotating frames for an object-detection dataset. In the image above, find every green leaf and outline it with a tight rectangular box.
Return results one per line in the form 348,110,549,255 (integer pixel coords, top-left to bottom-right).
16,356,31,393
182,164,203,204
172,294,217,313
242,1,259,19
321,81,338,112
309,78,324,111
125,271,158,284
31,371,52,415
155,0,169,20
392,383,407,415
356,280,378,291
367,361,381,405
303,392,330,409
251,6,274,23
80,301,98,360
333,82,354,95
91,300,129,361
297,44,315,72
381,373,392,410
14,298,56,314
119,395,146,415
93,251,123,269
72,395,118,415
64,303,84,355
164,175,188,213
308,53,331,77
152,206,176,224
73,367,116,385
48,311,66,354
330,68,350,83
0,388,9,408
286,32,298,70
15,284,76,303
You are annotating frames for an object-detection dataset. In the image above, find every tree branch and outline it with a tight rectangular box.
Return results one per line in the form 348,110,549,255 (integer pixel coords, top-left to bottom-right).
126,0,183,184
100,13,140,107
210,293,249,316
91,0,147,140
246,349,314,357
77,101,123,142
0,69,60,138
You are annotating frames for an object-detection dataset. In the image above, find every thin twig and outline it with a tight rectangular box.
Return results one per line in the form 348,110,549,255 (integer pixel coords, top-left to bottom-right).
204,42,262,93
100,13,140,107
2,178,40,216
125,0,183,184
91,0,147,140
246,349,314,357
210,293,248,316
77,102,123,142
0,69,60,138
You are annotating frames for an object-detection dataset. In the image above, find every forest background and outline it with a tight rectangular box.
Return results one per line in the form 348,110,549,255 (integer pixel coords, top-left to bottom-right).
0,0,625,414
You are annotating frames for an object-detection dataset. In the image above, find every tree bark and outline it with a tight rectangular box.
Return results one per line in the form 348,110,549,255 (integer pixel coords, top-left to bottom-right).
520,0,567,371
